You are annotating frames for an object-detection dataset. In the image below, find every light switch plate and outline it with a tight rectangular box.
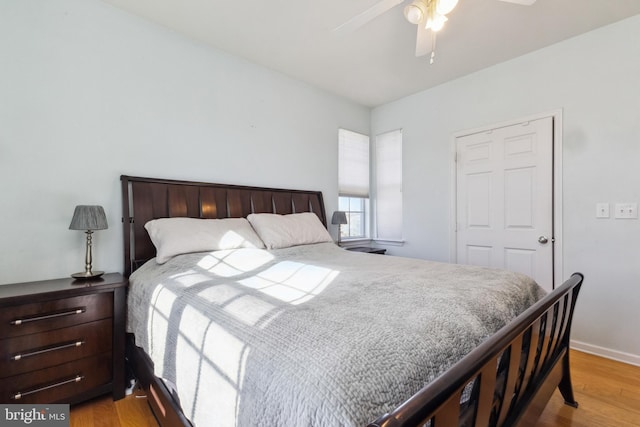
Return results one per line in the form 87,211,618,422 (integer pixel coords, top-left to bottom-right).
614,203,638,219
596,203,610,218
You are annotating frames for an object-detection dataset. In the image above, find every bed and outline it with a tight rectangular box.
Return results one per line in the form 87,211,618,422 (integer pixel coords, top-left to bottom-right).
120,175,583,427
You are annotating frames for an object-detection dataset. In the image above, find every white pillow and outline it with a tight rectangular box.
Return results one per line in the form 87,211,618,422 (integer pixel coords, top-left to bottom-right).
247,212,333,249
145,217,266,264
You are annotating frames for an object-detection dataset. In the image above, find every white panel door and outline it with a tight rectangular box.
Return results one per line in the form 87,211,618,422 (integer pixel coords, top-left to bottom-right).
456,117,553,291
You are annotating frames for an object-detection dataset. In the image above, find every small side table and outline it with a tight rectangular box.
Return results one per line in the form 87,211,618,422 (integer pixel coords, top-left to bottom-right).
346,246,387,255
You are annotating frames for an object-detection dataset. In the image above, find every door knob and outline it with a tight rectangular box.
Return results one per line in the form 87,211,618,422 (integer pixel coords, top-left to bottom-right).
538,236,549,244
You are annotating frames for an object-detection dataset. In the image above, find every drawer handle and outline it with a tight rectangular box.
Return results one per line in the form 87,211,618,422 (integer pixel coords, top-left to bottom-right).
12,374,84,400
10,307,86,326
12,340,85,361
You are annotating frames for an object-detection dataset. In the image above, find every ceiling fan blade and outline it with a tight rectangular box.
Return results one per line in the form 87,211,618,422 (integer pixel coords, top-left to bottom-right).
334,0,405,34
415,24,430,57
497,0,537,5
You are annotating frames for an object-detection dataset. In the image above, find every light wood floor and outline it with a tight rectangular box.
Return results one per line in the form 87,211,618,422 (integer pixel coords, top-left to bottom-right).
70,386,157,427
535,350,640,427
70,350,640,426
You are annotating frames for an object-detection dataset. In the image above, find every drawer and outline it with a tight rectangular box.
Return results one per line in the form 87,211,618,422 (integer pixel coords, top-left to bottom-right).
0,292,112,338
0,352,112,404
0,318,112,378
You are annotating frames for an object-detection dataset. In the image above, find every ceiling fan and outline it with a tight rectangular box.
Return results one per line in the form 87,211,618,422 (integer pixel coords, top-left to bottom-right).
334,0,537,63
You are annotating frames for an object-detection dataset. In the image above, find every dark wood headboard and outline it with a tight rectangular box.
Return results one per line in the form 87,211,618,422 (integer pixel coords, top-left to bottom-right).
121,175,327,277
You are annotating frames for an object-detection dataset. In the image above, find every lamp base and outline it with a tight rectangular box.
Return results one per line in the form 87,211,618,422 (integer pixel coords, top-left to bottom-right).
71,271,104,279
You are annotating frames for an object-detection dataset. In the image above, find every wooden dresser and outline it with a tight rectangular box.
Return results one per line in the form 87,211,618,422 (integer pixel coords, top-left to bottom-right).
0,273,127,404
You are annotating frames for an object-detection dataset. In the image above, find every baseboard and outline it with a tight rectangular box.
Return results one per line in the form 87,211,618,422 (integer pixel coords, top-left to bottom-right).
571,340,640,367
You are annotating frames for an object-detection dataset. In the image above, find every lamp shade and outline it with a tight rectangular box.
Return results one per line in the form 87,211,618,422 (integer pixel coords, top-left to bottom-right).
436,0,458,15
69,205,108,231
331,211,348,225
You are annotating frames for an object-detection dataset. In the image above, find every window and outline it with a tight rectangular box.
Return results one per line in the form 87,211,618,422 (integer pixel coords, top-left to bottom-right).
338,129,370,240
375,129,403,241
339,196,369,239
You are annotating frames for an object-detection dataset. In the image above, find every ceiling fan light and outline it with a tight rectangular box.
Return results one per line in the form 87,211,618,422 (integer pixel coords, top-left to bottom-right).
436,0,458,15
404,1,427,25
426,13,447,31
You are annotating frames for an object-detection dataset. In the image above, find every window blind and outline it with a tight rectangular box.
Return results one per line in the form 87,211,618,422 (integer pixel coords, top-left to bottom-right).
375,129,403,240
338,129,370,198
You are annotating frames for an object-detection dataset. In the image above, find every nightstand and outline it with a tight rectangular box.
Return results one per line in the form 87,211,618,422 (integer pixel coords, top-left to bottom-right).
0,273,127,404
346,246,387,255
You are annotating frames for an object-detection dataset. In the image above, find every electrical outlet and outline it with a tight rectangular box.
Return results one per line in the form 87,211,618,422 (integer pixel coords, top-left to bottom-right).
614,203,638,219
596,203,609,218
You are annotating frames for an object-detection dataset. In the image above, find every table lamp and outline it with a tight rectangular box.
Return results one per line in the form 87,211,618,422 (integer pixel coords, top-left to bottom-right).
331,211,348,246
69,205,108,279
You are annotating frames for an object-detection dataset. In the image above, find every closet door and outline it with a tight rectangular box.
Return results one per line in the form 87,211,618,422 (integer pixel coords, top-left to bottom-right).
456,117,554,291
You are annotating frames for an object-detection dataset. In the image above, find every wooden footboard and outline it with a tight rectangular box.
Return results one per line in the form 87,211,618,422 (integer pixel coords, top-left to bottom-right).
368,273,584,427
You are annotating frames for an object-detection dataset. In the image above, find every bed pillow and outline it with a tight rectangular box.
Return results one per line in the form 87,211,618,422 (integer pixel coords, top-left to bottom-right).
145,217,266,264
247,212,333,249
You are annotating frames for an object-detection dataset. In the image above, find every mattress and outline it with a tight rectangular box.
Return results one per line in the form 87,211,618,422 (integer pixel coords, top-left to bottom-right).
127,242,545,427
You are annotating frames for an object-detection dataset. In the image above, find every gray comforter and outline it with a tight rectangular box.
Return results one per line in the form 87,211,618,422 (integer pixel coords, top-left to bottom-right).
127,242,545,427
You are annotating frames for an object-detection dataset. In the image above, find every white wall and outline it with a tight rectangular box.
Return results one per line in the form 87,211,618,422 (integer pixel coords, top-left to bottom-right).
0,0,369,284
372,15,640,362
